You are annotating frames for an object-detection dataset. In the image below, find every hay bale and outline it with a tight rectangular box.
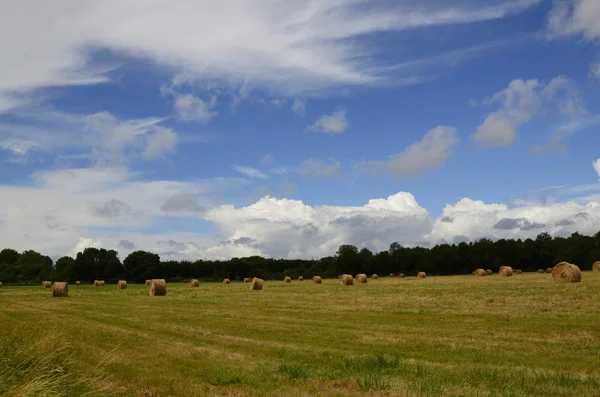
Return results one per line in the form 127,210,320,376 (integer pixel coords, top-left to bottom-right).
93,280,105,286
399,273,405,278
244,277,252,283
75,281,81,285
552,262,582,284
117,280,128,289
545,267,553,274
250,277,264,290
0,282,3,288
417,272,427,279
223,278,230,284
284,276,292,283
537,269,544,273
42,281,51,288
52,282,68,297
340,274,353,286
312,276,322,284
593,261,600,272
514,269,522,274
145,280,151,286
371,274,378,279
189,279,200,288
485,269,493,275
149,279,167,296
389,273,396,277
355,273,368,283
473,269,486,277
298,276,304,281
499,266,513,277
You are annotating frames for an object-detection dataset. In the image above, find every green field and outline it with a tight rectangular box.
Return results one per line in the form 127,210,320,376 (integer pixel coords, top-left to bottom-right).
1,273,600,397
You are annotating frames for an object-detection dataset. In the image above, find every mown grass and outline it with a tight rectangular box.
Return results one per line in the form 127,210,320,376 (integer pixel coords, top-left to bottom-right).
1,272,599,396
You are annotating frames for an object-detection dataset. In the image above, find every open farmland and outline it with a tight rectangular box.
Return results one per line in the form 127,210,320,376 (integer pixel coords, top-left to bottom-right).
1,273,600,397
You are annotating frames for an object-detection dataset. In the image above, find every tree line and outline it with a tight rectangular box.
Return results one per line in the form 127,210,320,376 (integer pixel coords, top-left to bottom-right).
1,231,599,284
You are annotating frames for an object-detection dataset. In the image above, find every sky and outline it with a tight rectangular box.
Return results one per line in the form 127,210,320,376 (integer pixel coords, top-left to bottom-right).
1,0,600,261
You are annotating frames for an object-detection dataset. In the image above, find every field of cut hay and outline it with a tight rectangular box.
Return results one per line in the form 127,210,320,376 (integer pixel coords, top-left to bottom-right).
1,272,600,397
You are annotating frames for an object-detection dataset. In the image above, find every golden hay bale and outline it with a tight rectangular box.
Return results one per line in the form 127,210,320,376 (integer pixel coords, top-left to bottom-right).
298,276,304,281
284,276,292,283
145,280,151,286
244,277,252,283
417,272,427,279
485,269,493,275
593,261,600,272
42,281,52,288
473,269,486,277
514,269,522,274
189,279,200,288
250,277,264,290
371,274,378,279
340,274,353,286
499,266,513,277
312,276,322,284
149,279,167,296
537,269,544,274
552,262,581,284
75,281,81,285
545,267,553,274
52,282,68,297
389,273,396,277
117,280,128,289
0,282,3,288
223,278,230,284
399,273,406,278
355,273,368,283
93,280,105,286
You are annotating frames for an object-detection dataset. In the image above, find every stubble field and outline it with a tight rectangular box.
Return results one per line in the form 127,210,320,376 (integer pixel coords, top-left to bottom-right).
1,272,599,397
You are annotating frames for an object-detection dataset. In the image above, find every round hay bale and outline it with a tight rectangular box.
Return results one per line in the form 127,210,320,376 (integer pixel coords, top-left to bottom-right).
149,279,167,296
223,278,230,284
340,274,353,286
552,262,581,284
284,276,292,283
545,267,553,274
371,274,378,279
75,281,81,285
298,276,304,281
389,273,396,277
312,276,322,284
485,269,493,275
593,261,600,272
355,273,368,283
52,282,68,297
0,282,3,288
145,280,151,286
42,281,52,288
117,280,128,289
417,272,427,279
499,266,513,277
93,280,105,286
537,269,544,274
398,273,406,278
473,269,486,277
244,277,252,283
189,279,200,288
514,269,522,274
250,277,264,290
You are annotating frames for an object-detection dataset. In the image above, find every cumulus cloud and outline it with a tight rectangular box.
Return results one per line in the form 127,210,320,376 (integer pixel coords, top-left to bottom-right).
472,76,585,148
0,0,543,107
547,0,600,40
118,239,136,250
594,159,600,178
356,125,459,178
299,158,344,180
307,107,349,134
68,237,102,258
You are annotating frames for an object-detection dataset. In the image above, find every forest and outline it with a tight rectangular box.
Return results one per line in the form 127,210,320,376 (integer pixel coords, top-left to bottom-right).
1,231,599,284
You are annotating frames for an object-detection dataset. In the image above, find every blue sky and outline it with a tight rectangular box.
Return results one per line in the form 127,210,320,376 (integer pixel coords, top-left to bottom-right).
1,0,600,260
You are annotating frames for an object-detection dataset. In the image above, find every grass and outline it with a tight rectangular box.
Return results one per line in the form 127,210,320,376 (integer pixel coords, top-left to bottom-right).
0,272,599,396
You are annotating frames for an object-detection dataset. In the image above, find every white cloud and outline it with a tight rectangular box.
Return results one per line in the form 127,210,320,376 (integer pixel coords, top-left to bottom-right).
547,0,600,40
0,0,543,103
356,125,459,178
291,98,307,115
299,158,344,180
591,61,600,79
259,154,274,165
594,159,600,178
307,107,349,133
472,76,585,148
68,237,102,258
232,165,269,180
